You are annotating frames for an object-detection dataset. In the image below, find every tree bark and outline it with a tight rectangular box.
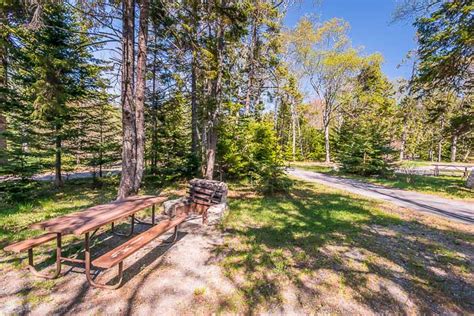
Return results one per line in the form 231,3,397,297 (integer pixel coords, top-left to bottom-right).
244,11,258,115
132,0,149,193
0,9,8,164
291,102,296,161
117,0,136,199
203,7,224,180
437,140,442,162
54,133,63,187
0,114,6,163
437,118,445,162
324,123,330,163
205,127,217,180
450,134,457,162
191,41,199,169
322,99,332,163
99,117,103,178
150,28,158,175
400,120,407,161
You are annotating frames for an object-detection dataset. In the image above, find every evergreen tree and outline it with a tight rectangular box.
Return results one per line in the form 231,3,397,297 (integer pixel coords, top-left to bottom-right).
10,3,101,186
71,96,121,180
413,0,473,94
337,58,397,175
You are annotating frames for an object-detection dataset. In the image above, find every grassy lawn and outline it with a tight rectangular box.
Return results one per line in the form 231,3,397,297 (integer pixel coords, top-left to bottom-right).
396,160,474,168
291,161,474,201
0,177,472,314
0,176,174,248
219,180,474,314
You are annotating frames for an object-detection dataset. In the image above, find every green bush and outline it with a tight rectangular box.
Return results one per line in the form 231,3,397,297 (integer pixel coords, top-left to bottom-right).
336,59,396,176
218,115,291,194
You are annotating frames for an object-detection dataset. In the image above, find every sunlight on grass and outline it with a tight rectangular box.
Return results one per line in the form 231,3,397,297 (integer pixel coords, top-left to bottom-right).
0,176,168,247
219,180,474,313
293,161,473,200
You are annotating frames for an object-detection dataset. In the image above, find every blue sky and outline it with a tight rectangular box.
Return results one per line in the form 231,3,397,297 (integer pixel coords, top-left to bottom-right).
284,0,417,80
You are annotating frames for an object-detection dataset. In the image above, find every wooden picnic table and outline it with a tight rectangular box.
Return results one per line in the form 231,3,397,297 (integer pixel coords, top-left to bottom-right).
432,164,472,177
6,178,228,289
31,195,166,235
29,195,168,288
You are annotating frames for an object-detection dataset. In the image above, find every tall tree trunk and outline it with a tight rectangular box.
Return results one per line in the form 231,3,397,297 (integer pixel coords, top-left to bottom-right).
204,9,224,180
291,102,296,161
322,100,332,163
118,0,136,199
324,123,330,163
437,118,444,163
437,140,443,162
296,107,304,158
450,134,457,162
191,52,199,169
205,127,217,180
244,12,258,115
400,120,407,160
0,9,8,164
99,117,103,178
150,29,158,175
132,0,149,193
54,132,63,187
190,1,200,170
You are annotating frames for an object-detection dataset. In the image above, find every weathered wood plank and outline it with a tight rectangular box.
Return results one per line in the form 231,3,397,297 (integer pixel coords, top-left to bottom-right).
31,195,167,235
92,214,186,269
4,233,57,252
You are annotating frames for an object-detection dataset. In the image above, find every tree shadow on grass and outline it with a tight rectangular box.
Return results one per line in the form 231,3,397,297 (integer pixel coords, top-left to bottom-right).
0,176,170,248
0,214,186,315
214,183,474,314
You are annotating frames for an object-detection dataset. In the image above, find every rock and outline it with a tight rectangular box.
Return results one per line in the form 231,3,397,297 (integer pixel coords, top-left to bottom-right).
466,170,474,188
206,202,228,225
162,198,227,225
162,198,189,217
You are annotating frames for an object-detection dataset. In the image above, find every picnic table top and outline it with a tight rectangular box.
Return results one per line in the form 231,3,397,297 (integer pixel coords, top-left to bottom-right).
433,164,472,168
31,195,167,236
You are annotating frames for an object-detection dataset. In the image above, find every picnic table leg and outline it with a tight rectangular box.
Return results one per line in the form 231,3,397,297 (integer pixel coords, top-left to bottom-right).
111,215,135,237
27,233,62,279
160,225,179,245
152,204,155,225
84,232,123,289
133,204,156,226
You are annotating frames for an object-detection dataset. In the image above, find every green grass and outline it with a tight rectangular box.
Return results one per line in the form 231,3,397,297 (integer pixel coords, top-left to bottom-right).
219,180,473,313
0,175,168,247
289,161,335,173
291,161,474,200
0,176,472,313
396,160,474,168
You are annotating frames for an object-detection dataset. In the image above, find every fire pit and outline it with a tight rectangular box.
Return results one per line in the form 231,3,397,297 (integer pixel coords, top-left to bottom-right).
163,178,228,224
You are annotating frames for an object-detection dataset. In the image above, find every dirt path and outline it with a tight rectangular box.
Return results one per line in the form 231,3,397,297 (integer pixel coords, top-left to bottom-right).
288,168,474,224
0,219,237,315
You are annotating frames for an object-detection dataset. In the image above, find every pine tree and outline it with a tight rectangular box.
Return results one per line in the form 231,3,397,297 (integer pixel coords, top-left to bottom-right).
337,58,397,175
6,3,102,185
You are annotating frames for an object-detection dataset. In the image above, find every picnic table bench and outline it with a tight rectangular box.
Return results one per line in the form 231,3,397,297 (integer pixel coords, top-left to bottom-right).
433,164,472,177
4,178,228,289
5,195,181,289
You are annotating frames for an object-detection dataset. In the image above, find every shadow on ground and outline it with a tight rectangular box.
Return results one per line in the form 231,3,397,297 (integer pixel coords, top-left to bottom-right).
1,179,472,314
213,182,474,314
